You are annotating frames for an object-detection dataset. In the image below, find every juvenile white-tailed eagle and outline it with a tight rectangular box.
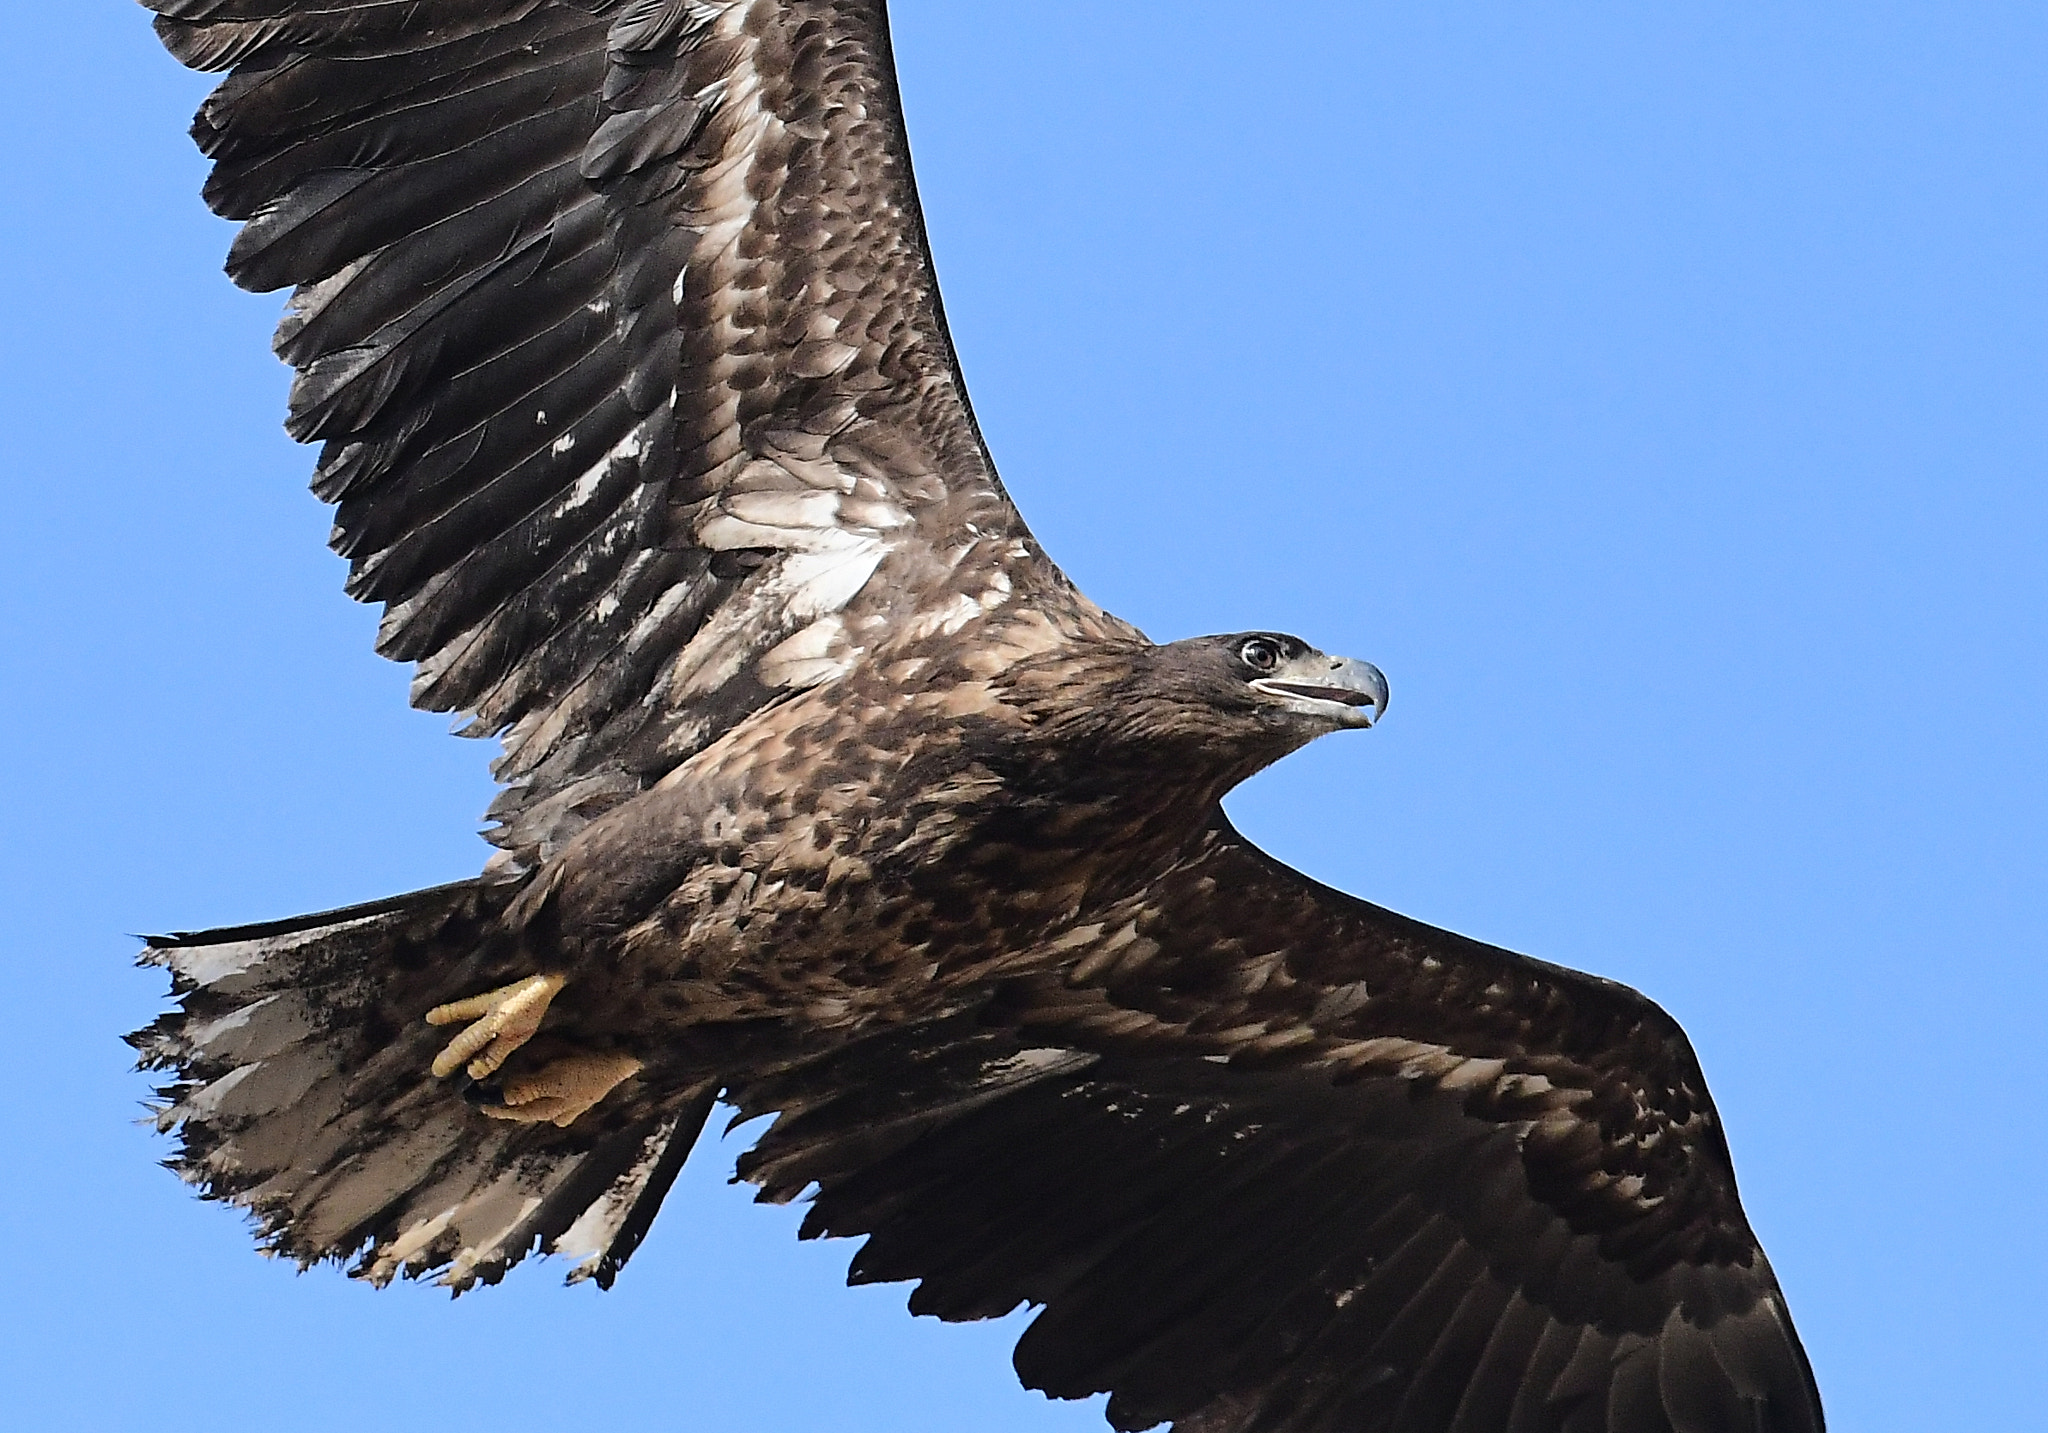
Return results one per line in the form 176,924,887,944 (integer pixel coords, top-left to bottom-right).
132,4,1824,1431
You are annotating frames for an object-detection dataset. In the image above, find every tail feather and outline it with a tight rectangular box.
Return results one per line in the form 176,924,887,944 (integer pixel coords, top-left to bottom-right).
132,881,710,1291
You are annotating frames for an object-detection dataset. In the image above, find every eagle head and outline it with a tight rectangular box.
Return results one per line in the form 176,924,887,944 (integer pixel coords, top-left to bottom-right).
993,632,1387,797
1058,632,1392,796
1162,632,1388,735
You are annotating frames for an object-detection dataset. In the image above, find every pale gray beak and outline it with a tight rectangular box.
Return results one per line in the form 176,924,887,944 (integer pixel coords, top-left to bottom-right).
1251,653,1389,729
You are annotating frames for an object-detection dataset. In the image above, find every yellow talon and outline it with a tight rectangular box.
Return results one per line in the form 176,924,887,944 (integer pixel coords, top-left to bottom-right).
426,973,566,1080
481,1051,644,1128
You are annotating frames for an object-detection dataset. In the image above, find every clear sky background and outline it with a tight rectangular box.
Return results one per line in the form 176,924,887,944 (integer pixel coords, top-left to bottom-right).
2,3,2042,1429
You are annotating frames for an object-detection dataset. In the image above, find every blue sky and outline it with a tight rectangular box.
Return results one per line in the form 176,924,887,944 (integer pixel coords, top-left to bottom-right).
2,3,2042,1428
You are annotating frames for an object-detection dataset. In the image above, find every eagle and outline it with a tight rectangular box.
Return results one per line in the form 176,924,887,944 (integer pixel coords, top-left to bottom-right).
131,4,1824,1431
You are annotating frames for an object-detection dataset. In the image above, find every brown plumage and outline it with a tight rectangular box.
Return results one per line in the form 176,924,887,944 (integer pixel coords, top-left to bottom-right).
130,4,1823,1431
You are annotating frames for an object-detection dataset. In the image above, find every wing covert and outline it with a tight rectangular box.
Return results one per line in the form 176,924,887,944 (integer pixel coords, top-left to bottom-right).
150,0,1107,860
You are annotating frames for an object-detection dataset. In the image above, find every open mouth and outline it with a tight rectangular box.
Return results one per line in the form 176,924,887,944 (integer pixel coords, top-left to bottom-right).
1254,681,1379,708
1247,655,1387,728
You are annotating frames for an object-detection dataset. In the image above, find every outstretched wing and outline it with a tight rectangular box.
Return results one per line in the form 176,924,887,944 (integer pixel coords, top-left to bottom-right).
734,819,1824,1433
150,0,1121,859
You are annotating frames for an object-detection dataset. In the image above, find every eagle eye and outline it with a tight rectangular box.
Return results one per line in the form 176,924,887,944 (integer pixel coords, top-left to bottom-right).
1239,638,1281,674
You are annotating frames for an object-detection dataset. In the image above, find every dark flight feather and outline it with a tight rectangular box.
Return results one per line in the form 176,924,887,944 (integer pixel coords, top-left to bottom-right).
144,0,1104,862
726,818,1822,1433
132,4,1822,1431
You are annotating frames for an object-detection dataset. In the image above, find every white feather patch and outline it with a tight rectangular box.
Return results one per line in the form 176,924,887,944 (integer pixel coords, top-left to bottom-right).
156,913,384,990
904,592,984,640
555,1114,689,1283
758,615,855,688
723,488,845,530
553,425,648,516
777,540,886,621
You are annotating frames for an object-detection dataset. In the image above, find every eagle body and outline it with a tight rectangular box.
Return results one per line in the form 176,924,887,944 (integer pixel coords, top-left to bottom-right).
131,3,1824,1430
386,632,1353,1073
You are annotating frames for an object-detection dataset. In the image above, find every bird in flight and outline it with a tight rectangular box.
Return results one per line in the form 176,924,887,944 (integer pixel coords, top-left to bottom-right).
132,4,1822,1431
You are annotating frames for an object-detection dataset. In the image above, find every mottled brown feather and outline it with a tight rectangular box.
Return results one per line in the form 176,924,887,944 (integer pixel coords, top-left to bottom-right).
144,0,1131,863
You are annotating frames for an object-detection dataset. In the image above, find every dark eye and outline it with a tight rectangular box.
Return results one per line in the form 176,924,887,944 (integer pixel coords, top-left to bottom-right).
1239,639,1280,673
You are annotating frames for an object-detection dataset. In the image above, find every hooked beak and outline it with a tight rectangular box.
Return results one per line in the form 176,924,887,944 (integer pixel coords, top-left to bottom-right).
1251,654,1390,729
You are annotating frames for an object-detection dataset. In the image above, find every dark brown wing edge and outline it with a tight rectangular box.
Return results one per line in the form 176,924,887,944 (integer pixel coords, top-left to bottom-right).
729,820,1824,1433
144,0,1076,863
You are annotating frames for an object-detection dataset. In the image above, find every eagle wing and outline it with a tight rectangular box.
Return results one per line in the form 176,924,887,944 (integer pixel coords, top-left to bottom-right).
734,818,1825,1433
150,0,1123,859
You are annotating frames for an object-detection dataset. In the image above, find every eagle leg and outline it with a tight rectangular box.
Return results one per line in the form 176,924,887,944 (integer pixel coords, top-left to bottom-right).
478,1050,646,1128
425,973,567,1080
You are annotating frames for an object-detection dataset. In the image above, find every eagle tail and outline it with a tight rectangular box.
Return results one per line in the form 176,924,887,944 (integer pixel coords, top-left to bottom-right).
130,881,714,1291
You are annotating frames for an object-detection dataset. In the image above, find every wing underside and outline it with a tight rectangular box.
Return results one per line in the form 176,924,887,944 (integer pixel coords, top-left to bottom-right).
150,0,1098,859
730,821,1824,1433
